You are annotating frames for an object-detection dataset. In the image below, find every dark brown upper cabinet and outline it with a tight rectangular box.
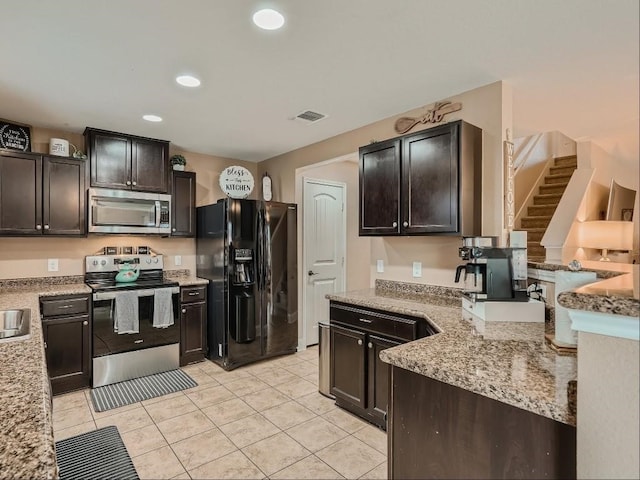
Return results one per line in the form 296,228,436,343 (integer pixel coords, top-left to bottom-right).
0,150,86,236
359,120,482,236
359,138,401,235
85,127,169,193
171,170,196,237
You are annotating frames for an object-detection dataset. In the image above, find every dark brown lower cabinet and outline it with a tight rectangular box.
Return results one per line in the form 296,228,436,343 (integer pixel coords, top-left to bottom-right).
180,286,207,366
388,366,577,479
41,295,92,395
329,301,430,429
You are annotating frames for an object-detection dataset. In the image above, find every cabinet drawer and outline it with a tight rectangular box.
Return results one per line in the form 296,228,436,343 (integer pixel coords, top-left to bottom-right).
40,295,90,317
180,286,206,303
330,303,419,342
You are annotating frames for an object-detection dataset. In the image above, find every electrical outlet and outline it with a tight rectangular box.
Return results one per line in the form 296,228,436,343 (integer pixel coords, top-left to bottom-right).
412,261,422,278
376,259,384,273
47,259,59,272
174,255,182,266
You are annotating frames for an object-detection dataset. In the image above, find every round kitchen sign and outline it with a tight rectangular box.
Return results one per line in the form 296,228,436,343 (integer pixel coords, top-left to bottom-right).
219,166,254,199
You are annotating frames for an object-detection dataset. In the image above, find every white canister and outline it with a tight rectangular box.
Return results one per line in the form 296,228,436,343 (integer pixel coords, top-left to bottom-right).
49,138,69,157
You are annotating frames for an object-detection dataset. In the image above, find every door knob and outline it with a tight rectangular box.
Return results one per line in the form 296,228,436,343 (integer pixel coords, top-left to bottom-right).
392,221,397,227
132,181,137,186
83,321,88,326
308,270,318,276
126,180,131,186
403,221,409,227
36,225,42,230
357,339,363,346
44,225,50,230
368,342,372,349
182,309,187,314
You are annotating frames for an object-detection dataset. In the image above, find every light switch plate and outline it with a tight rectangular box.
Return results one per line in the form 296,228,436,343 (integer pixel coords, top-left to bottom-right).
412,261,422,278
47,259,59,272
376,259,384,273
174,255,182,266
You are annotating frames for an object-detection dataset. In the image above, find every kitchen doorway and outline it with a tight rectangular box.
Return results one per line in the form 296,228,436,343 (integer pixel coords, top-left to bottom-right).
302,177,346,346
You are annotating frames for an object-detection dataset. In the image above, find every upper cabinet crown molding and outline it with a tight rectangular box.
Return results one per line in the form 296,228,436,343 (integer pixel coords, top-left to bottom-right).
359,120,482,237
84,127,169,194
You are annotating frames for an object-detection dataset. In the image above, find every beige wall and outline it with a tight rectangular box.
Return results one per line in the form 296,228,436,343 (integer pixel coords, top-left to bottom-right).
577,332,639,479
259,81,512,288
0,126,258,279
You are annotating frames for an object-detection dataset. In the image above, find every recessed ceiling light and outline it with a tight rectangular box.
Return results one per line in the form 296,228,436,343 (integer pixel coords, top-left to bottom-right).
253,8,285,30
176,75,201,87
142,114,162,122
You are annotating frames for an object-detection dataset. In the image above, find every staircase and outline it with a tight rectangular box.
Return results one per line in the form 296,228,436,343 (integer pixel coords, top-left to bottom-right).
520,155,578,262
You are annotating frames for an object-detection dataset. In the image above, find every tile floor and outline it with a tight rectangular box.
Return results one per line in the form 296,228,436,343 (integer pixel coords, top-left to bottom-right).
52,346,388,479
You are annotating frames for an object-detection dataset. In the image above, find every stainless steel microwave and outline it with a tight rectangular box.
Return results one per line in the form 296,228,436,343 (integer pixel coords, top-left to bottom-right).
88,188,171,235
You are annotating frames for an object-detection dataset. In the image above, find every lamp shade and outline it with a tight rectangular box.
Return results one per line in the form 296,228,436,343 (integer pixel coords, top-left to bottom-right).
578,221,634,250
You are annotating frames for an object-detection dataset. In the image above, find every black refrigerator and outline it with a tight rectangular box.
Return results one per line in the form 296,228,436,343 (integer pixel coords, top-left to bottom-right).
196,198,298,370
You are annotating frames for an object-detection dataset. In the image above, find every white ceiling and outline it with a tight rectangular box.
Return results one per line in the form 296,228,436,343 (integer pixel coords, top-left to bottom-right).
1,1,638,163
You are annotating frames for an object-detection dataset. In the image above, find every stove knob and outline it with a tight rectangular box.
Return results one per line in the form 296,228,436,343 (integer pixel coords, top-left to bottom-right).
92,260,98,266
100,259,107,266
153,258,159,264
146,259,152,264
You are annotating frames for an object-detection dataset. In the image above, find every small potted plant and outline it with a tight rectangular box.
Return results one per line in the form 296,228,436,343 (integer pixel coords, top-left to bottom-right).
170,154,186,171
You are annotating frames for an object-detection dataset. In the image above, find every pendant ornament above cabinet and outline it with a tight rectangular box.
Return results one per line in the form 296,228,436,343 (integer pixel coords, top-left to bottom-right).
394,101,462,134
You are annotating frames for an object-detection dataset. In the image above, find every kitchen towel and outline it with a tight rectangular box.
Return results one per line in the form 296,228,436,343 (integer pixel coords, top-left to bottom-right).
153,288,174,328
114,291,140,334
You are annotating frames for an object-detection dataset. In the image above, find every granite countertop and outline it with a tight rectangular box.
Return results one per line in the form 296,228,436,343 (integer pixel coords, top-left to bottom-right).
327,282,577,426
556,265,639,318
0,279,91,480
165,272,209,287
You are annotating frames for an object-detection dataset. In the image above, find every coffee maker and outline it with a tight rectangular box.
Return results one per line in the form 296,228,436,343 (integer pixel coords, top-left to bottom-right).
455,236,528,302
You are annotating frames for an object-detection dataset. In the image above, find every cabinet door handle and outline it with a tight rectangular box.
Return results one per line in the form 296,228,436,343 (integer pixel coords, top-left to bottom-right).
357,339,363,346
58,305,72,309
359,318,373,323
132,181,137,186
126,181,132,186
403,221,409,227
36,225,42,230
44,225,50,230
83,320,88,326
182,309,187,314
392,221,397,227
368,342,372,349
172,228,177,232
308,270,318,276
188,292,199,296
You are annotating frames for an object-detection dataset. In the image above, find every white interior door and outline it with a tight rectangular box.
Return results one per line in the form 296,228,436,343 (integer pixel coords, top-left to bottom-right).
303,178,346,346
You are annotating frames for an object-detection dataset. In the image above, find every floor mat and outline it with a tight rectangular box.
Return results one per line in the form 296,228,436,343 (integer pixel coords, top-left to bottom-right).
90,369,197,412
56,426,138,480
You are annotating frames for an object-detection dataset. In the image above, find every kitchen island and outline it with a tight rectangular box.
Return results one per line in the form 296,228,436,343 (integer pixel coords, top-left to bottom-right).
327,280,577,479
0,277,90,479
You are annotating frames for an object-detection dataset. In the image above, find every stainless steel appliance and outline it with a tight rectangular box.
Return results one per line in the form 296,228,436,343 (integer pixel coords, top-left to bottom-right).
196,198,298,370
88,188,171,235
318,320,333,398
455,237,528,302
85,253,180,387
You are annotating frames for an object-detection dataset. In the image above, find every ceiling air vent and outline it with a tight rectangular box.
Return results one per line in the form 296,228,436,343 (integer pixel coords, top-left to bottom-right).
294,110,327,123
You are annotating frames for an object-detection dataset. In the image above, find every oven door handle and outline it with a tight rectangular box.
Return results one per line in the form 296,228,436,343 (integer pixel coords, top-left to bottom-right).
93,286,179,301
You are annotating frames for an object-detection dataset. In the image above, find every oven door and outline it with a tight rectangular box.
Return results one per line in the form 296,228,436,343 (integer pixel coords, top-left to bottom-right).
92,287,180,358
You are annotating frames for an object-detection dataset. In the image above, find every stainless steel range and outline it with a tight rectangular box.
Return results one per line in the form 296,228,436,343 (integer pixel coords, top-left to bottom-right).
85,253,180,387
